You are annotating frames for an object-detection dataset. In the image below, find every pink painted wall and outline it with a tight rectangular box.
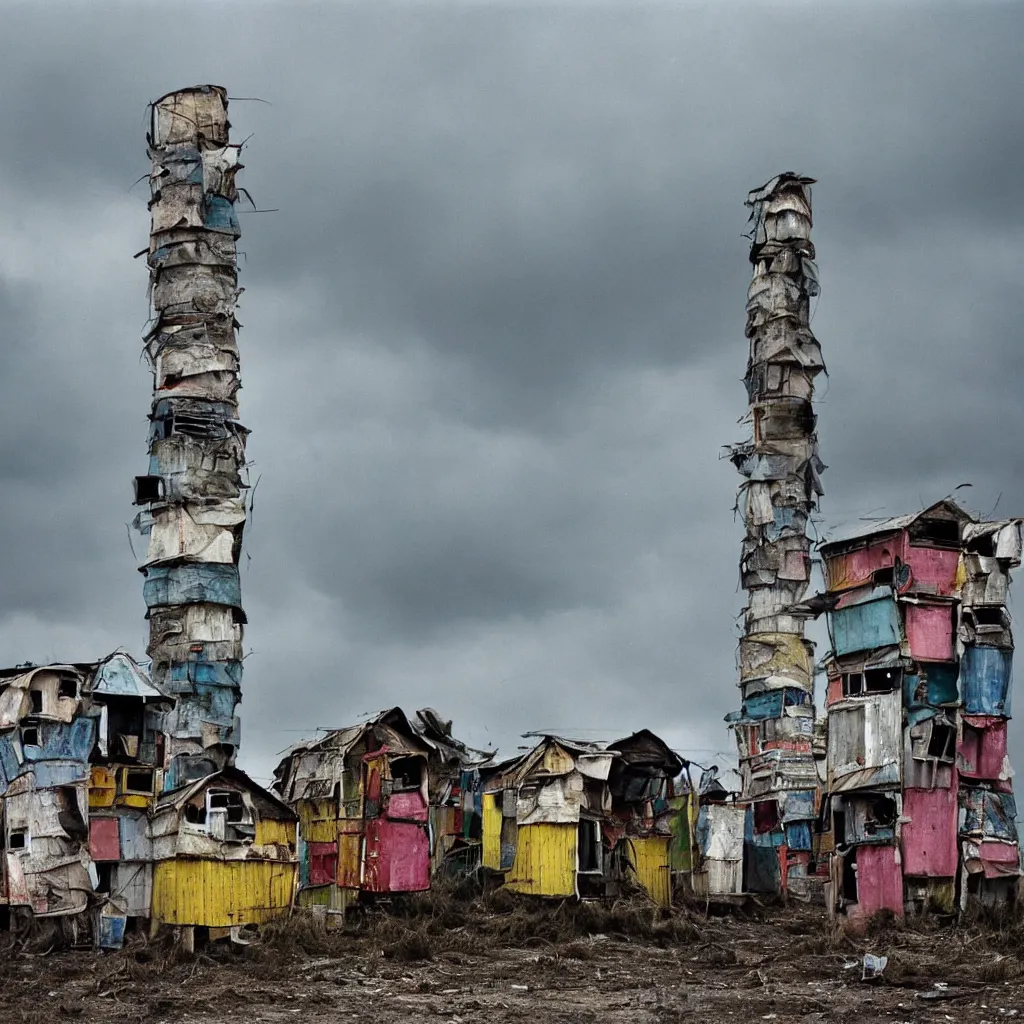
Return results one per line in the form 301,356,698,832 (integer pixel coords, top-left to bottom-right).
825,533,959,596
363,819,430,893
901,786,958,877
959,717,1008,781
855,844,904,917
826,540,899,592
826,675,843,707
901,544,960,596
308,841,337,886
905,603,954,661
980,841,1020,879
89,817,120,862
387,790,429,822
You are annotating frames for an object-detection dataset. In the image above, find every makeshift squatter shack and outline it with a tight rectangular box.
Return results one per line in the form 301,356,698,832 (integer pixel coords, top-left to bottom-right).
273,707,492,909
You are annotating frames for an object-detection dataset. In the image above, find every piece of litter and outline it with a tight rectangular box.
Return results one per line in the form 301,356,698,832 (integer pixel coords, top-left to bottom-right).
861,954,888,981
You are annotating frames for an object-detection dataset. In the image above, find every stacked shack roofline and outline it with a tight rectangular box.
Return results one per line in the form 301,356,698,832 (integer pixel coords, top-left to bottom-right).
134,86,248,792
726,173,825,894
819,502,1022,923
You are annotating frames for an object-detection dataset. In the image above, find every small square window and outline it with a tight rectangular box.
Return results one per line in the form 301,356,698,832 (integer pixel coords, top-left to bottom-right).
133,475,165,504
22,726,39,747
124,769,155,795
28,690,43,714
58,676,78,699
9,828,28,850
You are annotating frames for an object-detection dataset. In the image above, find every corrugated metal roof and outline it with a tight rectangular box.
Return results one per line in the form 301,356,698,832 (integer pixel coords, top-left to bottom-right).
820,499,974,550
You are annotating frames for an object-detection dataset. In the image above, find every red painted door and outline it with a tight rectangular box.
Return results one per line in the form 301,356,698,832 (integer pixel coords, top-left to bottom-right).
363,819,430,892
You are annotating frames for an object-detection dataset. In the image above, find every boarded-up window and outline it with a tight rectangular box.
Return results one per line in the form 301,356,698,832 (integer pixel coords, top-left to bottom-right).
308,841,338,886
90,817,121,862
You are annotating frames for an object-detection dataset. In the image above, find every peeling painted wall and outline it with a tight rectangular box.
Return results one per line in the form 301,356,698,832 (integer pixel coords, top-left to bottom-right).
134,85,248,790
727,173,824,894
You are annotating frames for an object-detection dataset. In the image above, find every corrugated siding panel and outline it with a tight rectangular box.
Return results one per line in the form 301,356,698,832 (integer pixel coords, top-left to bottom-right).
119,811,153,861
151,859,297,926
337,825,362,889
298,800,338,844
902,785,958,877
111,862,153,917
363,819,429,892
667,794,696,873
255,820,296,847
504,823,576,897
90,817,120,861
482,793,502,870
631,836,671,907
905,603,954,661
831,597,901,656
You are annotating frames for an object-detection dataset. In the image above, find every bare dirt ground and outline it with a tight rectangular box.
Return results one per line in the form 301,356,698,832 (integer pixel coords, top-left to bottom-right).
3,896,1024,1024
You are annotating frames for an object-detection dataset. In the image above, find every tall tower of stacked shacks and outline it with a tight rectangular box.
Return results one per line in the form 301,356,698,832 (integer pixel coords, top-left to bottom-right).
819,504,1021,925
134,86,248,791
726,174,825,896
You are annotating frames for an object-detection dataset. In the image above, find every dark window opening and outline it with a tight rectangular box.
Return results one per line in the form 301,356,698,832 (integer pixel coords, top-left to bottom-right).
754,800,780,833
133,475,165,504
872,567,895,586
973,607,1005,627
843,673,864,697
965,534,996,558
389,757,423,792
841,851,858,903
208,789,246,823
58,676,77,699
909,518,960,549
578,821,601,873
833,808,847,846
124,769,155,794
95,863,113,894
9,829,27,850
28,690,43,714
21,726,39,747
184,802,207,825
863,795,897,834
927,722,956,762
864,668,900,693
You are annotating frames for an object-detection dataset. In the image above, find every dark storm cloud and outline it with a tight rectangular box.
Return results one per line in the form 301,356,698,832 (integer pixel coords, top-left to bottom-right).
0,3,1022,778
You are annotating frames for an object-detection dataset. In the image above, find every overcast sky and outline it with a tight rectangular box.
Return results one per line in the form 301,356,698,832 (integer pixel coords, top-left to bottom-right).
0,3,1021,785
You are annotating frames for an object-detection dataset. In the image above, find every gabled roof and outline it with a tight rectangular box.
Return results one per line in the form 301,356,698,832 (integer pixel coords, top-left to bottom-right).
90,652,167,700
272,706,494,802
157,765,297,820
820,499,974,553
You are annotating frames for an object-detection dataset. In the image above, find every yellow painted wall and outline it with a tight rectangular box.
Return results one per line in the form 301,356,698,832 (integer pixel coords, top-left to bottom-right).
337,829,362,889
630,836,672,908
152,859,297,927
298,800,339,844
504,823,576,897
89,766,116,808
481,793,502,870
255,819,297,848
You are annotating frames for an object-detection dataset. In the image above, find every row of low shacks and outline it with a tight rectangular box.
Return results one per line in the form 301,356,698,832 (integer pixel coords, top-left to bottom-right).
817,500,1022,925
273,721,708,909
0,653,298,946
0,676,728,938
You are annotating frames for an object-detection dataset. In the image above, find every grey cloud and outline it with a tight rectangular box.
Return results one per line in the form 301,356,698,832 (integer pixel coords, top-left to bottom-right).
0,4,1021,779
